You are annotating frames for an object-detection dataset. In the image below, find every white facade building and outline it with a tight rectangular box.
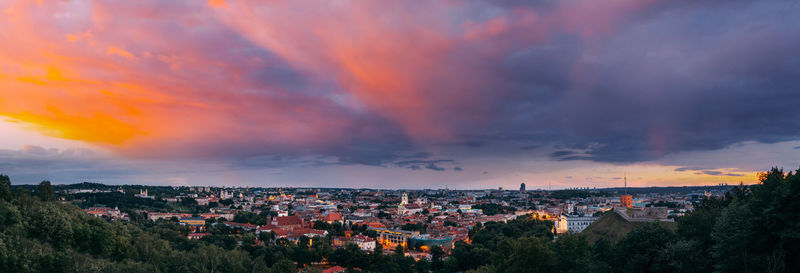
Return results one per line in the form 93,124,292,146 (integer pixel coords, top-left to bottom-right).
565,214,598,233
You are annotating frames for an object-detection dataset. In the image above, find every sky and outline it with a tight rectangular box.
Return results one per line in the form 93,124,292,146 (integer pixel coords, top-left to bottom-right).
1,0,799,189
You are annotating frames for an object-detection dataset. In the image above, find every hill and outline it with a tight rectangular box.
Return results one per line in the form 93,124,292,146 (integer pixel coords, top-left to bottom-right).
580,211,676,243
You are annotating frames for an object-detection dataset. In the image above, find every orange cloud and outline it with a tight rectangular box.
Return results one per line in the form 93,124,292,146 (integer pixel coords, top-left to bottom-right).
107,46,136,60
208,0,228,9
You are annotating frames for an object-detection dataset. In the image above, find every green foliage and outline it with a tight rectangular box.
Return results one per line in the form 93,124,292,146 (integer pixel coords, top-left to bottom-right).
549,190,607,200
37,181,55,202
0,174,11,201
470,203,515,216
234,211,268,225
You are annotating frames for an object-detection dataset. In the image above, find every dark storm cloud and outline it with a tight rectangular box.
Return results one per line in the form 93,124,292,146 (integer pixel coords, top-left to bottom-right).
459,0,800,164
550,151,575,158
394,160,458,172
0,146,136,184
702,170,724,176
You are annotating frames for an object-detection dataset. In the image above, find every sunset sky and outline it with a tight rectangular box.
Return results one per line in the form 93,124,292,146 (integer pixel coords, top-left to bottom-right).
1,0,799,189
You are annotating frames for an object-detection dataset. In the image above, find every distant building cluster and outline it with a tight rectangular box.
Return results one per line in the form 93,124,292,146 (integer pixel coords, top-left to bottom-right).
72,183,724,260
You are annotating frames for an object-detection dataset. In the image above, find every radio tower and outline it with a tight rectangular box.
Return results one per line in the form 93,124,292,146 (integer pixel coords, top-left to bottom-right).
624,171,627,195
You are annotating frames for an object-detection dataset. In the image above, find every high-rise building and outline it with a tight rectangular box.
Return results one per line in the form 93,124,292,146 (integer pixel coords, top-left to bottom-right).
520,183,526,192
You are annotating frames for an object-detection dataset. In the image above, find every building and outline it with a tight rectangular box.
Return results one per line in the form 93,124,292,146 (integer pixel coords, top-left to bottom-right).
149,212,192,221
136,189,154,199
371,228,419,248
220,190,234,200
271,215,303,229
408,234,455,251
180,217,206,232
334,233,376,251
323,212,343,223
554,215,568,233
322,266,347,273
187,233,210,240
352,235,376,251
620,195,633,208
225,222,258,231
565,214,598,233
201,213,234,221
84,207,128,220
520,183,526,192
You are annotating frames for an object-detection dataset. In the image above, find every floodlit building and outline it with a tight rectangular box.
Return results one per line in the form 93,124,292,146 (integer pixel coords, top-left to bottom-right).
372,228,419,249
565,214,598,233
620,195,633,208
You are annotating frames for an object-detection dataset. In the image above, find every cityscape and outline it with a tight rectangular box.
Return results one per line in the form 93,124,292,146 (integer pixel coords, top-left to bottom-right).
2,0,800,272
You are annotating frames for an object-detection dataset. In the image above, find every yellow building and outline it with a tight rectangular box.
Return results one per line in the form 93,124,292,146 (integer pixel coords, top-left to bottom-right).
373,228,419,249
180,217,206,227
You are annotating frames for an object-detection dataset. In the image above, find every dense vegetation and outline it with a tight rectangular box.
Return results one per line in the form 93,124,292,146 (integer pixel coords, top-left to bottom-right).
470,203,516,216
1,167,799,273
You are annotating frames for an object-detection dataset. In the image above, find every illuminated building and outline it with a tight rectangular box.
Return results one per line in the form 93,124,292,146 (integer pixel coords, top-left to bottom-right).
408,235,455,251
620,195,633,208
372,228,419,249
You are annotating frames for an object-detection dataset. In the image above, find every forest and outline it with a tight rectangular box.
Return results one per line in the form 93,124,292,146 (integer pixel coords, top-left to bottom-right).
0,167,799,273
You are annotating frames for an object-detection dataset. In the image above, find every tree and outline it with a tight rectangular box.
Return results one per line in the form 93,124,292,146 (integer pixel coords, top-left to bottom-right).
495,236,555,273
614,223,674,273
0,174,11,201
430,245,445,270
38,181,55,202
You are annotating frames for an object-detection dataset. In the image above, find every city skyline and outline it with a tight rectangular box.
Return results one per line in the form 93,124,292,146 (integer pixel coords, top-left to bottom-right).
2,0,800,188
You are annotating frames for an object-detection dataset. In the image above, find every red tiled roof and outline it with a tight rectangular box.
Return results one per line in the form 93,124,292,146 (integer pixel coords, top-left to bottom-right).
365,222,386,228
274,216,302,226
226,222,258,229
289,228,326,237
257,224,277,231
322,266,347,273
274,229,291,237
352,235,373,242
323,212,342,222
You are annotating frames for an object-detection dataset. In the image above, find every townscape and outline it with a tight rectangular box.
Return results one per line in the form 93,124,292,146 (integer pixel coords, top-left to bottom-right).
69,182,724,266
2,169,799,273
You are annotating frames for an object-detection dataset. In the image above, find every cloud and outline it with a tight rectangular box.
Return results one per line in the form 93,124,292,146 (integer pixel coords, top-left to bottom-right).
394,159,457,172
675,167,710,172
0,0,798,178
551,151,575,157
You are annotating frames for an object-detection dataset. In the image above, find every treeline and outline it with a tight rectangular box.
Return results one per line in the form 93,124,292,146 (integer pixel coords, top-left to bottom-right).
548,189,610,200
470,203,516,216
